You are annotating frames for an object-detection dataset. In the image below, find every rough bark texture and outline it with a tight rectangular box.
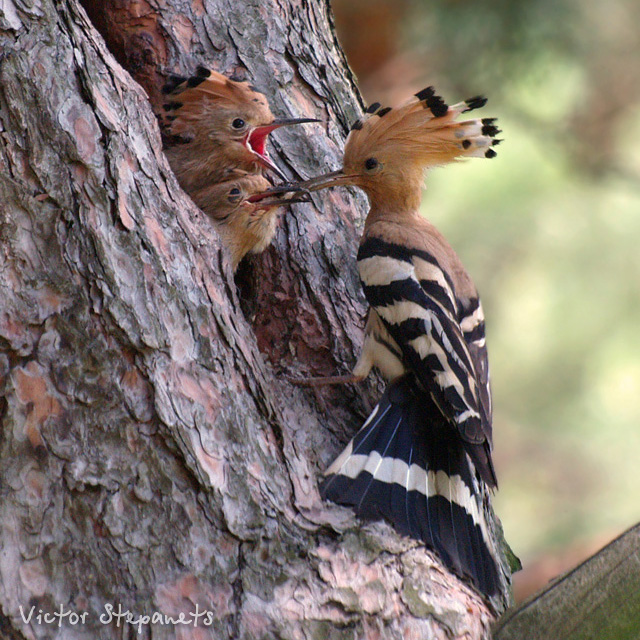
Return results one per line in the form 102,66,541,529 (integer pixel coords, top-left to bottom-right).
0,1,509,638
494,523,640,640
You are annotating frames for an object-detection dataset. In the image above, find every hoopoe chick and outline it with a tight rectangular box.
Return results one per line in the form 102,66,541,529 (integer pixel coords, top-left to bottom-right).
295,88,505,599
162,66,318,189
198,174,308,271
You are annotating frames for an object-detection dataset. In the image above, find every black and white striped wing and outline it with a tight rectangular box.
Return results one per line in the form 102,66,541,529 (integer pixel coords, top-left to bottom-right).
459,295,492,440
357,236,493,480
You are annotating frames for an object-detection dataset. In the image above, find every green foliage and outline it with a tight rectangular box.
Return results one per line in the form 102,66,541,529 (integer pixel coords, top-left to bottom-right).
406,0,577,91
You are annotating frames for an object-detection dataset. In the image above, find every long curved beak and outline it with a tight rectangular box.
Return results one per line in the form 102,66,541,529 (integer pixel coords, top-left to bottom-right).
252,117,320,138
247,184,311,207
293,169,356,192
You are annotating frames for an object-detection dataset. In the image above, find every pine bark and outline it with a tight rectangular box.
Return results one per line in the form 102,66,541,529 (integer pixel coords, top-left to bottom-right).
0,1,509,638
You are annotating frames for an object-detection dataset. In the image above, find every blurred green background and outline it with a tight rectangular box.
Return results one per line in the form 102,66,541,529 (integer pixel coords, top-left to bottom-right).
332,0,640,600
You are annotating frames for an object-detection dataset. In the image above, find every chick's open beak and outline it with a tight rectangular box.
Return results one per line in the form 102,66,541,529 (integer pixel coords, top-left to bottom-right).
246,117,320,181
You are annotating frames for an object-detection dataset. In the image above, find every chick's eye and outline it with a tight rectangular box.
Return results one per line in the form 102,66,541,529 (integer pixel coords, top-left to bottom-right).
232,118,246,130
228,187,242,202
364,157,379,171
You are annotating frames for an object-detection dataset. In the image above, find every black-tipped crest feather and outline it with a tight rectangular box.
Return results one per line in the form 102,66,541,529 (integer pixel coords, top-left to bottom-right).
366,102,382,114
415,86,435,101
464,95,488,112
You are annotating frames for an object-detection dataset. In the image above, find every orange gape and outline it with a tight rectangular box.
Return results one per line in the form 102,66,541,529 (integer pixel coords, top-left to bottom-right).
293,87,507,600
162,67,316,270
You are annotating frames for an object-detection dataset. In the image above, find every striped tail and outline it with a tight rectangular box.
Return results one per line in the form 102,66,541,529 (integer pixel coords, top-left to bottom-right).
321,374,501,597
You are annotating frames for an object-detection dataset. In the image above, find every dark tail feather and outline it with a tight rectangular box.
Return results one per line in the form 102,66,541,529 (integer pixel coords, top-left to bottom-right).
321,374,501,597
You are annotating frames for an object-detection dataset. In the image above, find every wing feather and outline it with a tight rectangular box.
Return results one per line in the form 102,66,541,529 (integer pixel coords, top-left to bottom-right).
358,234,497,486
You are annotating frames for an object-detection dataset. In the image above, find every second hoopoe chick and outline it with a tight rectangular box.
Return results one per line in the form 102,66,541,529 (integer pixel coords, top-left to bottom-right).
294,88,506,599
198,174,309,271
162,66,318,189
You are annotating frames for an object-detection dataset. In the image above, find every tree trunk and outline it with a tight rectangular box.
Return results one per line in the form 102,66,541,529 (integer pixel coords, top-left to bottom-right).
0,1,510,638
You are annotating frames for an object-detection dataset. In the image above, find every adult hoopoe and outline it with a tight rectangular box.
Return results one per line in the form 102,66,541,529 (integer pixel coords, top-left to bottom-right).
196,173,309,271
162,66,318,188
294,88,505,598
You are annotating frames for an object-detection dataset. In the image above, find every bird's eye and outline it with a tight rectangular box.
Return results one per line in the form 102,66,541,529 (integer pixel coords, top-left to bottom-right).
364,157,380,172
228,187,242,203
231,118,246,130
